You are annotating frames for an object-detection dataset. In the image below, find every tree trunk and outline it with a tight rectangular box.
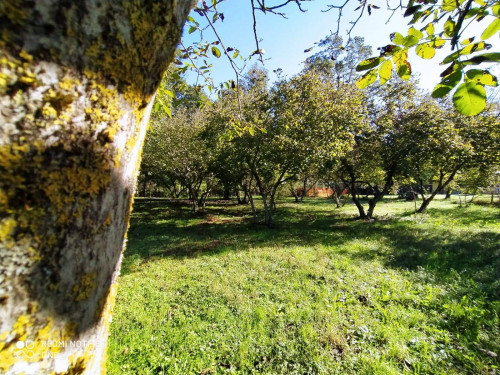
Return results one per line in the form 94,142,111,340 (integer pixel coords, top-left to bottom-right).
300,177,308,202
366,198,378,219
417,197,433,213
189,187,199,213
141,178,148,198
289,183,300,203
263,195,273,227
417,170,457,213
0,1,193,374
352,194,367,219
445,188,452,199
198,190,210,212
332,191,342,208
345,178,367,219
248,191,257,221
223,187,230,200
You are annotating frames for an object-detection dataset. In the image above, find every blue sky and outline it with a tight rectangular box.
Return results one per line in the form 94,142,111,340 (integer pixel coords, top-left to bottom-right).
181,0,499,95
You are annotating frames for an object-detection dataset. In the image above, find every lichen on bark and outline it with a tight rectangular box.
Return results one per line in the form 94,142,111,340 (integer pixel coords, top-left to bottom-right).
0,1,194,373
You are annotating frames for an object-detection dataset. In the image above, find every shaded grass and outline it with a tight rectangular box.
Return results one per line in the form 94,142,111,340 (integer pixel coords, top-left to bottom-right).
108,197,500,375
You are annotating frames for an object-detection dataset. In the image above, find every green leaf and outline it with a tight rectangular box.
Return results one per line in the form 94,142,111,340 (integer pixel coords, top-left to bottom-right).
403,35,420,47
461,37,475,45
188,26,197,34
248,126,254,136
453,81,486,116
461,41,489,55
356,69,378,89
462,52,500,64
465,7,489,19
474,0,486,6
481,18,500,40
410,11,424,24
493,3,500,16
416,43,436,59
392,49,408,65
431,37,445,49
465,69,498,86
232,50,239,59
397,60,411,80
426,23,435,36
163,89,175,98
378,59,393,85
157,97,172,118
444,18,456,37
432,69,462,98
390,32,405,45
164,105,172,118
442,0,457,11
356,56,384,71
408,27,424,40
443,42,490,64
404,5,422,17
187,15,195,23
211,46,221,58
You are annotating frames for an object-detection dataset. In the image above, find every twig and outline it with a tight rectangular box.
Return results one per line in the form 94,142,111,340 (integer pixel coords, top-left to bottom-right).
451,0,474,50
202,8,245,116
180,41,214,87
251,0,265,64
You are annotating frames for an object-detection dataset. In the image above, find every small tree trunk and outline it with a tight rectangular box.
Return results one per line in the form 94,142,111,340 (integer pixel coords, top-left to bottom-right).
351,193,368,219
300,177,308,202
333,193,342,208
198,190,210,212
248,191,257,221
417,197,432,213
366,198,377,219
189,187,199,213
346,178,368,219
290,186,300,203
142,179,147,198
417,170,457,213
445,188,452,199
263,195,273,227
223,187,230,200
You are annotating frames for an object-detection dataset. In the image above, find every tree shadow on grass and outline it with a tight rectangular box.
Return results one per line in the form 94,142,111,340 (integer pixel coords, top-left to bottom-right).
123,199,500,300
354,222,500,300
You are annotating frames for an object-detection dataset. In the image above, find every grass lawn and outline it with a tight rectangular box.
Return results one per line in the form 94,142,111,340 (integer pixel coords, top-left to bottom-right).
107,197,500,375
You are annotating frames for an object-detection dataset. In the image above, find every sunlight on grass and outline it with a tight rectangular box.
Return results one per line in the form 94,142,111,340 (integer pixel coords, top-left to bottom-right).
108,197,499,375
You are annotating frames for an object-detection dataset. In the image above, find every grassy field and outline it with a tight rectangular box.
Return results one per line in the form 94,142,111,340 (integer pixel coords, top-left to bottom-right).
107,197,500,375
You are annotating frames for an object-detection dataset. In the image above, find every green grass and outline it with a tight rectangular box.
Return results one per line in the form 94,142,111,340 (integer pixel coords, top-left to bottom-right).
107,197,500,375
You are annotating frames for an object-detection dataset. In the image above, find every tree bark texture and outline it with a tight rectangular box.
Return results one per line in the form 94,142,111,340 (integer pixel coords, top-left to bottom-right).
0,1,193,374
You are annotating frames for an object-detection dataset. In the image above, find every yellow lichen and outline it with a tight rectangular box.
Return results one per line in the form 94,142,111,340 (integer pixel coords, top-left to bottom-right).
73,273,97,302
102,214,112,228
19,49,33,63
0,217,16,242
